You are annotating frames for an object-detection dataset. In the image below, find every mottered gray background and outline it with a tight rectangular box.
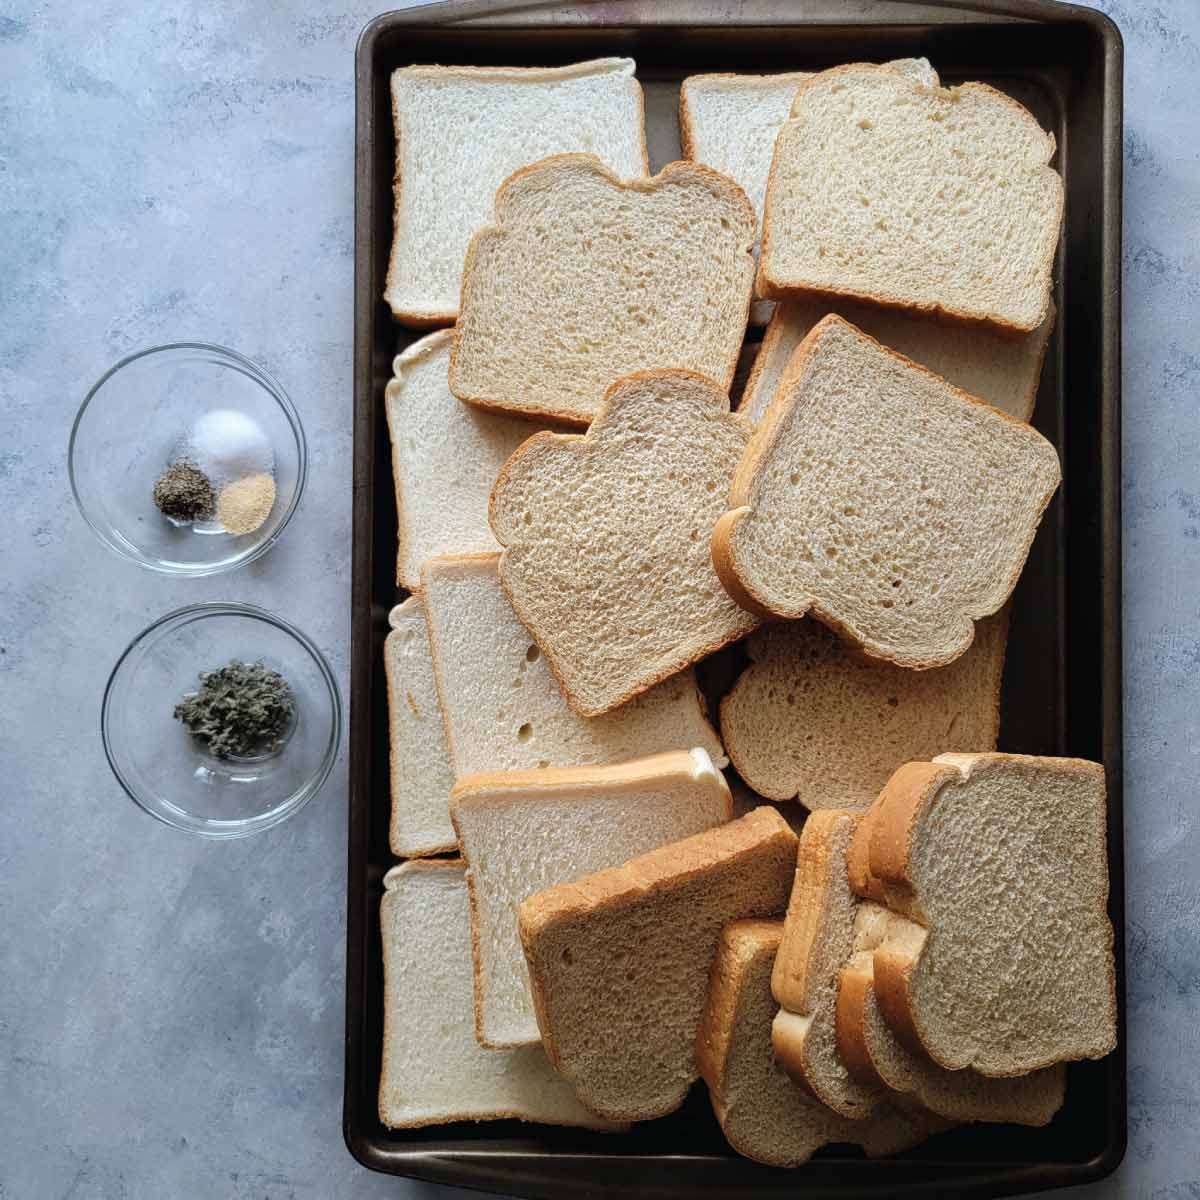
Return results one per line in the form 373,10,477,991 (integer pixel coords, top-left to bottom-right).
1,1,1196,1197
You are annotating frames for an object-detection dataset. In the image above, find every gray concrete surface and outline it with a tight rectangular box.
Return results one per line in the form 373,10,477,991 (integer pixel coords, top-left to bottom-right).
1,1,1196,1196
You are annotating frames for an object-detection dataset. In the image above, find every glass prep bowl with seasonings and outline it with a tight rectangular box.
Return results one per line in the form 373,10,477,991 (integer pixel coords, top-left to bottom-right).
69,343,306,576
102,603,341,837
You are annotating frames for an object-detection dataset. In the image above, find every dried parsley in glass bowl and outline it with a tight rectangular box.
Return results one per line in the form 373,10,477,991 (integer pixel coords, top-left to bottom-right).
102,603,340,837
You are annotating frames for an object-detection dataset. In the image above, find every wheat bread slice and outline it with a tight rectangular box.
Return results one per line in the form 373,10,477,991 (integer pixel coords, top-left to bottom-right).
384,59,648,326
518,807,799,1121
739,297,1055,424
383,598,456,856
758,64,1063,332
449,154,756,426
385,331,541,589
679,58,936,325
489,369,760,717
711,314,1061,668
450,749,732,1049
770,810,886,1118
378,860,622,1130
420,553,724,777
836,926,1067,1125
861,752,1116,1076
696,919,943,1167
719,611,1006,808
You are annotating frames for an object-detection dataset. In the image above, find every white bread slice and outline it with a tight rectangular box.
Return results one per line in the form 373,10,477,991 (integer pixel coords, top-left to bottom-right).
378,860,622,1130
518,807,799,1121
419,553,724,777
696,919,943,1168
758,64,1063,333
450,749,732,1049
719,611,1007,809
383,598,455,856
861,753,1116,1076
739,297,1055,424
729,775,807,834
449,154,756,427
385,331,540,589
679,58,936,325
384,59,648,326
770,811,885,1118
489,369,760,717
711,315,1061,669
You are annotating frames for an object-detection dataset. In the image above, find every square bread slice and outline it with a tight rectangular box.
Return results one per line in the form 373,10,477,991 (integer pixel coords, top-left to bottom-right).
858,752,1117,1077
384,59,648,326
711,314,1061,669
739,297,1055,424
679,58,936,325
449,154,756,426
450,749,732,1049
489,368,760,717
758,64,1063,332
696,919,943,1168
419,553,724,777
385,330,541,589
383,598,456,856
518,807,799,1121
378,860,622,1131
719,611,1007,809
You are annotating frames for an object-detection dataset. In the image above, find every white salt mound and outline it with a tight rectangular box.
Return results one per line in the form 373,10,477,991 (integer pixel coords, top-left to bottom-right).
187,409,274,485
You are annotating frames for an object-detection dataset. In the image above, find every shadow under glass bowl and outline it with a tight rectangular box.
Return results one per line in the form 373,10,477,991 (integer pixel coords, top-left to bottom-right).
69,342,306,576
102,603,341,838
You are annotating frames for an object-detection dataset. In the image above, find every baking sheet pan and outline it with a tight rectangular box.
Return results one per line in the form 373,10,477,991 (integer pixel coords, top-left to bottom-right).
347,2,1124,1194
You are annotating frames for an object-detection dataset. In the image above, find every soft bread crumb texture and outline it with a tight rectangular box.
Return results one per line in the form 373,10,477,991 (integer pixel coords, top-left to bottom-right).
720,612,1006,807
491,369,760,716
715,315,1061,668
419,554,724,777
868,753,1116,1076
385,59,648,323
377,861,620,1130
838,925,1066,1124
450,154,757,425
695,919,939,1167
759,65,1062,331
383,598,456,856
385,331,541,589
517,807,798,1121
450,752,730,1048
739,296,1055,425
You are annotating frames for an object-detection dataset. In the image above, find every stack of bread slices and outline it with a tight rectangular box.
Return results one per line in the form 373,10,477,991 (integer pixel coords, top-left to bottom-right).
375,56,1116,1167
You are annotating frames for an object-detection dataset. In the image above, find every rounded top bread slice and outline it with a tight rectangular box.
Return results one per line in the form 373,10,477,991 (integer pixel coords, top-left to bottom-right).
768,809,886,1118
711,314,1062,669
758,64,1063,332
696,918,945,1167
719,611,1006,808
384,58,649,326
862,752,1117,1077
489,368,761,717
449,154,756,426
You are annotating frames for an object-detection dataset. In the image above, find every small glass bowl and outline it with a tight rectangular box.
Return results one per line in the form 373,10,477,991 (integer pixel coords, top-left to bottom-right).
69,343,306,576
102,603,341,837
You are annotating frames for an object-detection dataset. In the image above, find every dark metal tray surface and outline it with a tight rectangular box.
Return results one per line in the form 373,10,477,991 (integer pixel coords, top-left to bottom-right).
348,2,1124,1195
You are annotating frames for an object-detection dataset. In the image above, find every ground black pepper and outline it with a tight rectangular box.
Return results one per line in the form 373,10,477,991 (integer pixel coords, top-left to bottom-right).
174,659,295,759
153,461,215,522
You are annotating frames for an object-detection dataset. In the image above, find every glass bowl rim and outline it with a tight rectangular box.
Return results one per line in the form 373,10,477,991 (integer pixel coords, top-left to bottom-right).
68,340,308,577
101,600,342,838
